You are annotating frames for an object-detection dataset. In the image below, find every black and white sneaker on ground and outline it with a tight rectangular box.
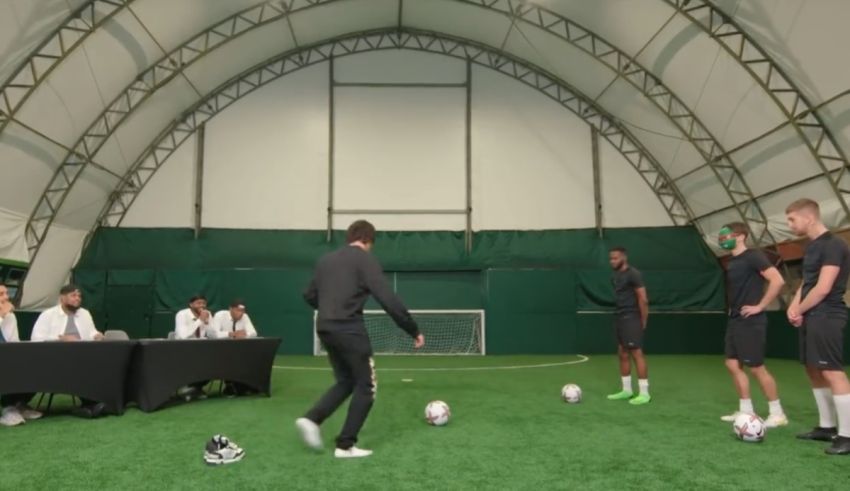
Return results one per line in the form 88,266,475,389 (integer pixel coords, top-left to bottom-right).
204,435,245,465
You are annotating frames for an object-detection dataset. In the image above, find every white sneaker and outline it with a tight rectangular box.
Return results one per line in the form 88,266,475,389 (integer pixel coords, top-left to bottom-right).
16,404,42,420
764,414,789,428
203,435,245,465
334,446,373,459
295,417,323,450
0,407,26,427
721,411,747,422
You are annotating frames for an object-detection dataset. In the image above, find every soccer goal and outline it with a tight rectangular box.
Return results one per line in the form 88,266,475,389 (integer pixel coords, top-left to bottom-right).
313,310,485,355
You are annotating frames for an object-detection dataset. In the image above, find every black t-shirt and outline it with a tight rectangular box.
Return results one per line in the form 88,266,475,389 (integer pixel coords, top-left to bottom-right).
725,249,773,318
304,246,419,337
612,267,644,315
802,232,850,317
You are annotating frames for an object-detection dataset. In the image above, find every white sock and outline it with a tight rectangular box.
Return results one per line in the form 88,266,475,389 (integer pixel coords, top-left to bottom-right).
813,388,837,428
638,379,649,397
834,394,850,438
621,376,632,393
739,398,754,414
768,399,784,417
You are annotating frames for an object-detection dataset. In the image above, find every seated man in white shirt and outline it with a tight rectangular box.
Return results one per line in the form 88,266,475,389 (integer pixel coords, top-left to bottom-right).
31,284,106,418
174,295,212,400
210,300,257,339
0,282,43,427
211,300,259,397
174,295,212,340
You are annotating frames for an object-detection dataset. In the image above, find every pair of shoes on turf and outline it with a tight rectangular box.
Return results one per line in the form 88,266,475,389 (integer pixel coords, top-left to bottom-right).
720,412,789,428
796,427,850,455
204,435,245,465
295,418,372,458
607,391,651,405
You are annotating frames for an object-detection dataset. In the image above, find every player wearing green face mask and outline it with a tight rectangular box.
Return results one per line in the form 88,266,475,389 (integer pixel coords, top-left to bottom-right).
718,222,788,427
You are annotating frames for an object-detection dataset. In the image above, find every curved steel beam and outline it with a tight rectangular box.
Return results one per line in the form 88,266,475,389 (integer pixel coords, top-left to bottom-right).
663,0,850,224
457,0,778,247
90,28,697,246
0,0,134,133
25,0,787,268
23,0,334,265
20,0,778,253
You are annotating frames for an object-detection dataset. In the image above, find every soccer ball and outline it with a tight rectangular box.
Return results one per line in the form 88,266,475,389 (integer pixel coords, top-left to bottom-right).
733,413,766,443
425,400,451,426
561,384,582,403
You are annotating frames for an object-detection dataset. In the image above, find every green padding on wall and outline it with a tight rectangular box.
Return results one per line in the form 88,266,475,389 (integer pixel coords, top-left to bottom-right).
576,270,724,311
73,226,727,354
575,313,727,355
74,269,105,309
80,228,470,271
485,270,577,354
80,227,719,271
107,269,154,286
150,312,176,339
104,285,153,339
486,269,575,313
394,272,483,310
153,269,314,312
155,269,221,310
488,314,577,354
73,269,106,329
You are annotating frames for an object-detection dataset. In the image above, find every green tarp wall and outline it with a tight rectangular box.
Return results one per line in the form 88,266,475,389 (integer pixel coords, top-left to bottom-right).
65,226,729,355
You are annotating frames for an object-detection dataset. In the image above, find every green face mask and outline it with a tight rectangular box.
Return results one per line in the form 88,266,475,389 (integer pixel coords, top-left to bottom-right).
718,227,737,250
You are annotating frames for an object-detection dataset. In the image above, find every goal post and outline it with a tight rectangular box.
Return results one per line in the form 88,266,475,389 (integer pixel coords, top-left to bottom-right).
313,310,486,355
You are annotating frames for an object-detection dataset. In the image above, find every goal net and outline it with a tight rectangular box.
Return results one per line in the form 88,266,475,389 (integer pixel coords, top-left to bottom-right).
313,310,485,355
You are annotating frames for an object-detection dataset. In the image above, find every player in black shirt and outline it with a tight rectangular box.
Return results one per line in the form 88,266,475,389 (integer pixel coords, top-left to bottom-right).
786,199,850,455
606,247,651,405
717,222,788,427
295,220,425,458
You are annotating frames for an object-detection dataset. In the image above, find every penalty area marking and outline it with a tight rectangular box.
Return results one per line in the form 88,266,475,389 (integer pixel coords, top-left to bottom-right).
273,355,590,372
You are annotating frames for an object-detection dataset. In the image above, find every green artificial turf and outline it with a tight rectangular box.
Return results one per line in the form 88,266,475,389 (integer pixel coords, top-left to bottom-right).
0,355,847,490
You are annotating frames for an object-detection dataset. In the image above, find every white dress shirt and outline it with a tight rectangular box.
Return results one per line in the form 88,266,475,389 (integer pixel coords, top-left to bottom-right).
209,310,258,339
31,305,100,342
0,312,19,342
174,308,212,339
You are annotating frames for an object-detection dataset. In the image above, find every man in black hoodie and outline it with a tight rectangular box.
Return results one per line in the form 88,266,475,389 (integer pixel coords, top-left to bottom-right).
296,220,424,458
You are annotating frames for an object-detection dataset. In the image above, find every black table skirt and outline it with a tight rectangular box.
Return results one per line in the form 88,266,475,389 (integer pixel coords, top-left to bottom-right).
0,338,281,415
0,341,136,414
125,337,282,412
